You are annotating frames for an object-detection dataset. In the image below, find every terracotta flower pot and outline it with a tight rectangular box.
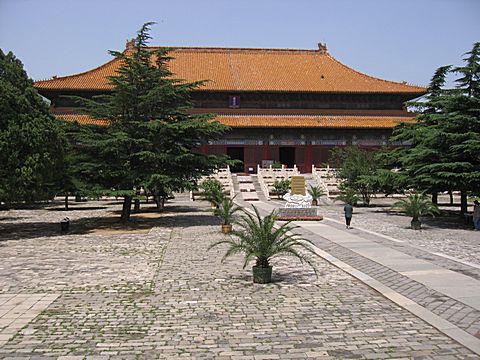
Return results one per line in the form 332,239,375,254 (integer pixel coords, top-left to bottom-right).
411,219,422,230
221,224,232,234
252,266,272,284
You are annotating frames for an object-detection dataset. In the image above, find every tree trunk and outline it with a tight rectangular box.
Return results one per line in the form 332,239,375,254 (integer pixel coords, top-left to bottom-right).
460,191,468,216
449,191,454,205
153,195,166,210
363,192,370,206
64,194,69,211
121,196,132,221
432,192,438,205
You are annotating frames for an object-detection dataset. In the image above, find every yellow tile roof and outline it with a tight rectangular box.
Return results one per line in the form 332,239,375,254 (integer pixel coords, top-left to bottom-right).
35,46,425,94
56,114,110,126
57,113,415,129
216,115,415,128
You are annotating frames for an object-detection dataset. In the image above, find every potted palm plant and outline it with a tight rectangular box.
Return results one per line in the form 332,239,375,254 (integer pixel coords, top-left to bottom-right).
209,206,318,283
200,179,224,208
213,195,241,234
393,192,440,230
308,185,325,206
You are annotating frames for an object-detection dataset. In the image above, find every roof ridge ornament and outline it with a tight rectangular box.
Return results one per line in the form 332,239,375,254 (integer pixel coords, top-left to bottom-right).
318,42,328,54
126,38,135,50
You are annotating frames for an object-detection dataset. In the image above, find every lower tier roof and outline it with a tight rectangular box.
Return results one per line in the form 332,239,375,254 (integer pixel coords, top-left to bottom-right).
55,114,415,128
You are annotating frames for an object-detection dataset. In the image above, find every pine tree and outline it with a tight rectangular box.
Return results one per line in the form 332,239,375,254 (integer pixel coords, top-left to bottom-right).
58,121,107,210
330,146,377,205
0,49,64,205
390,43,480,213
73,23,229,220
447,42,480,212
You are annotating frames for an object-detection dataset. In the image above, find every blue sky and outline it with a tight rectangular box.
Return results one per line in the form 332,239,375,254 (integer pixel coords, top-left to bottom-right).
0,0,478,87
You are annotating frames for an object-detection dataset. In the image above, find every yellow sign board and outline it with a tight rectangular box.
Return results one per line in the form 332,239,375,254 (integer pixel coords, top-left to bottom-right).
290,176,306,195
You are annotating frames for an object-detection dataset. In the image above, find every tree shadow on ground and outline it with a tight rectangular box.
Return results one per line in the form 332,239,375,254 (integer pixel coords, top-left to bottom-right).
46,206,108,211
273,269,315,284
226,268,317,286
376,208,471,230
357,203,392,208
0,216,26,221
0,202,52,211
421,211,472,230
0,206,220,242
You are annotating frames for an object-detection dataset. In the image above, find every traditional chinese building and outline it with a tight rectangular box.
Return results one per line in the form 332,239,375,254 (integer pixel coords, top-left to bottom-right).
34,42,425,173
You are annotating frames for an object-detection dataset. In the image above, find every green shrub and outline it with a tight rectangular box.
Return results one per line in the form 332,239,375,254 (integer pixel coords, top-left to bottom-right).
272,179,290,199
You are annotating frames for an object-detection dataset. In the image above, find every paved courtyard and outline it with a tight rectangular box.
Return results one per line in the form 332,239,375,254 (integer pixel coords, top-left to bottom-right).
0,196,478,359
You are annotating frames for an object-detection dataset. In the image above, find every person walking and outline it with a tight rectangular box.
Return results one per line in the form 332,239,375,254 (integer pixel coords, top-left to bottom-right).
473,200,480,231
344,202,353,229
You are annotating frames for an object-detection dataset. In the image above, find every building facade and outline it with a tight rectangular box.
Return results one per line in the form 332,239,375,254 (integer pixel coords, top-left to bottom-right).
34,42,425,173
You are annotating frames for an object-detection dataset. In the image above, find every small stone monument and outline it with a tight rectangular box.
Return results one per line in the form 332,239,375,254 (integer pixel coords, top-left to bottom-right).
283,176,311,208
277,176,322,220
290,176,306,195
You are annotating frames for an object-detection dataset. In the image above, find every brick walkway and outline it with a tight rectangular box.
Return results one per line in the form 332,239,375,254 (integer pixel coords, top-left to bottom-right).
0,197,477,358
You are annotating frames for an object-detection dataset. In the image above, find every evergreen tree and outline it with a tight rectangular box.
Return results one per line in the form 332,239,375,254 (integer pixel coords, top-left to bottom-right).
74,23,229,220
0,49,64,205
58,121,106,210
330,146,377,205
390,43,480,213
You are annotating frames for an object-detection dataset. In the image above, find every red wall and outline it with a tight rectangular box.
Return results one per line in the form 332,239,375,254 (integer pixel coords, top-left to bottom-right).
203,145,344,173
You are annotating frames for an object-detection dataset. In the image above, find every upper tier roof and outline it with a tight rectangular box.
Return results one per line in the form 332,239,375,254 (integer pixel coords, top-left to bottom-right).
34,45,426,94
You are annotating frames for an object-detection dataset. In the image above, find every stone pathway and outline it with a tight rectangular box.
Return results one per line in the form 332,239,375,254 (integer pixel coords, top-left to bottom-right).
0,197,478,358
316,198,480,266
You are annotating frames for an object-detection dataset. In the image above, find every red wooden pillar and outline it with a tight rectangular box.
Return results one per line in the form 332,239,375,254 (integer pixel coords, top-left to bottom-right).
304,145,312,173
262,143,269,161
200,144,208,154
244,145,254,173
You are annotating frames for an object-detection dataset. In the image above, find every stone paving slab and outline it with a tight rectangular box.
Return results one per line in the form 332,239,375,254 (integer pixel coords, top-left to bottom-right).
0,198,478,358
0,293,59,347
0,223,172,293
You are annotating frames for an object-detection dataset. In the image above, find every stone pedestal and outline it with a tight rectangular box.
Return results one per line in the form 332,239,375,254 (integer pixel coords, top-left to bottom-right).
276,207,323,221
283,192,312,208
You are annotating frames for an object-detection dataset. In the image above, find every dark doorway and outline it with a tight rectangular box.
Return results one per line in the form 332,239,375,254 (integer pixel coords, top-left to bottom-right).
227,147,244,173
279,147,295,168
